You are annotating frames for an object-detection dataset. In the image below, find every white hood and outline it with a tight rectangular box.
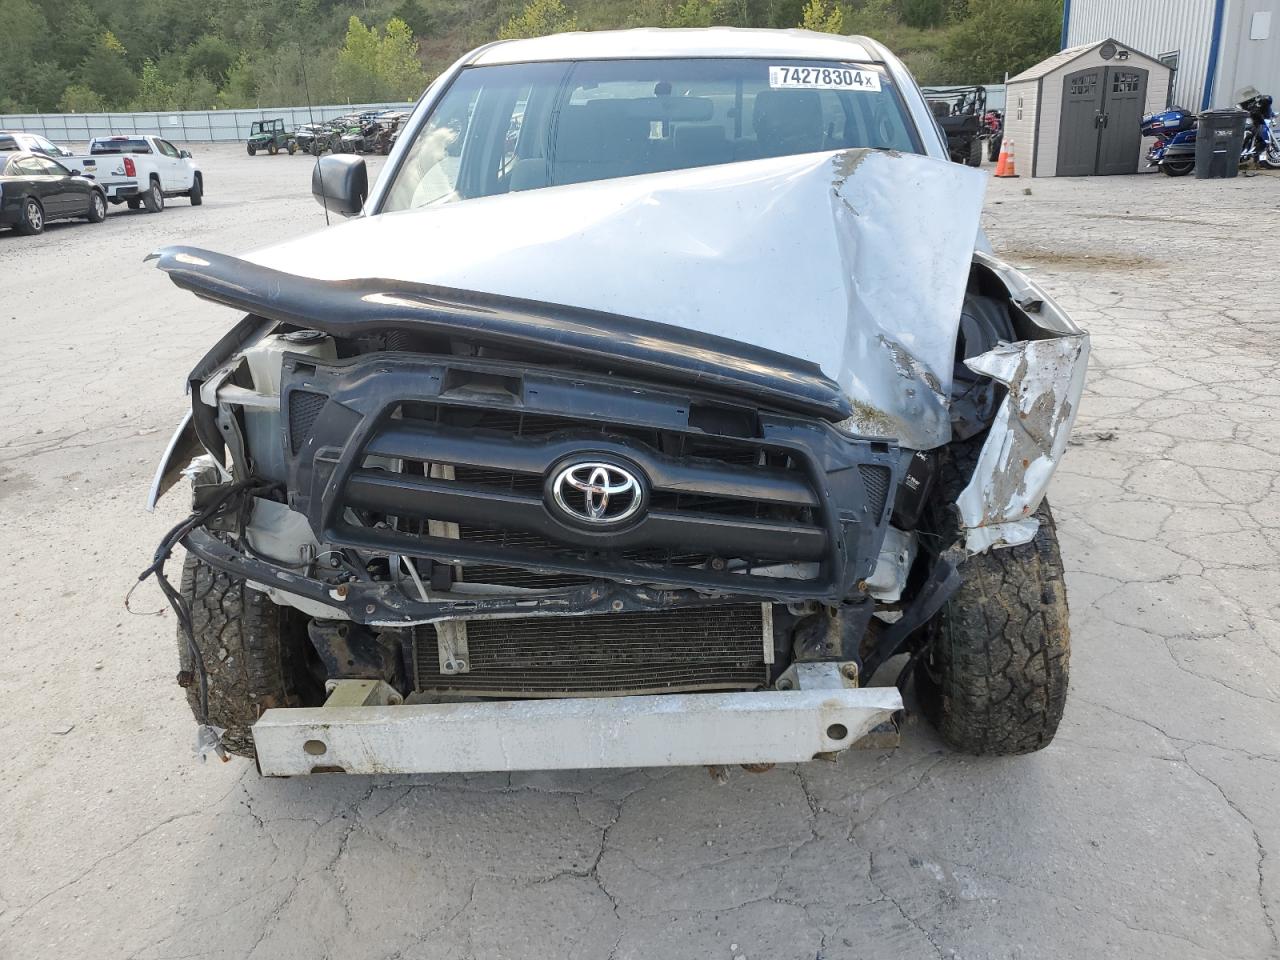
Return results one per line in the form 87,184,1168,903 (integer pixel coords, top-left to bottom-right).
250,149,987,449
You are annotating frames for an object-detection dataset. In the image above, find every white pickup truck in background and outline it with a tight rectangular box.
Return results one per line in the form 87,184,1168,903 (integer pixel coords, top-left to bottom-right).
65,135,203,212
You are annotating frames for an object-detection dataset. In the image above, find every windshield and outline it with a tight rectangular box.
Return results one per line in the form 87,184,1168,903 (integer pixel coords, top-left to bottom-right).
383,57,920,212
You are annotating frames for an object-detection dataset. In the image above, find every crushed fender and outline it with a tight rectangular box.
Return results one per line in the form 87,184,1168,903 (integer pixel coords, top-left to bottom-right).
957,334,1090,552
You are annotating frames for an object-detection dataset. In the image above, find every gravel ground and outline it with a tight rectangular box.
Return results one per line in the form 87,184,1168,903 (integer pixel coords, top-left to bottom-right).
1,143,1278,960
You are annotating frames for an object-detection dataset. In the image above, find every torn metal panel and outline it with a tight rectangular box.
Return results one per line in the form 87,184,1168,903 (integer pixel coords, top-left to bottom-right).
232,147,986,450
957,333,1090,553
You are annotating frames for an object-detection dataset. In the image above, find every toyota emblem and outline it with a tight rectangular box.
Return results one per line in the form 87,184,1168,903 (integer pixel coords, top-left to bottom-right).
549,460,645,526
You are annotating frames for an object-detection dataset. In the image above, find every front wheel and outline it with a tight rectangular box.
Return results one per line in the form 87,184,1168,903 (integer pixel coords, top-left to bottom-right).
915,498,1070,755
287,140,297,155
1161,160,1194,177
247,143,256,156
177,556,318,759
987,135,1003,162
188,174,203,206
268,141,279,156
143,179,164,213
86,190,107,222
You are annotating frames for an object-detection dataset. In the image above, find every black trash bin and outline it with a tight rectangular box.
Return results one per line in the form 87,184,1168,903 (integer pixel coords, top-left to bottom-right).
1195,109,1248,179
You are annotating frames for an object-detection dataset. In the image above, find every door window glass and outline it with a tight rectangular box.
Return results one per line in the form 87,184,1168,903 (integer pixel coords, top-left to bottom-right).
16,157,47,176
1112,72,1141,94
34,157,69,176
157,140,180,158
1069,74,1097,96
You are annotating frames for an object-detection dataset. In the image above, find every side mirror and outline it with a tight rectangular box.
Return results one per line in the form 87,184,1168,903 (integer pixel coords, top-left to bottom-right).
180,149,192,158
312,154,368,217
69,168,81,177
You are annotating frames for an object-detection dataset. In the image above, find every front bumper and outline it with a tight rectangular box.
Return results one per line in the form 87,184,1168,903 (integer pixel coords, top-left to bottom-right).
252,685,903,775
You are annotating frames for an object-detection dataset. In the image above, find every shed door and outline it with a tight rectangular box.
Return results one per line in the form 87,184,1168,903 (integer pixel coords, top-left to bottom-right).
1096,67,1148,175
1057,68,1104,176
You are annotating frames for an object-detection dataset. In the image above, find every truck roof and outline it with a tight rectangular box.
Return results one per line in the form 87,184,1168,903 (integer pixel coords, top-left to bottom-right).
469,27,883,67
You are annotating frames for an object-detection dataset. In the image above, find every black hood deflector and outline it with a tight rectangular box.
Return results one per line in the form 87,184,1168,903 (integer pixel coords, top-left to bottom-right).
149,245,852,420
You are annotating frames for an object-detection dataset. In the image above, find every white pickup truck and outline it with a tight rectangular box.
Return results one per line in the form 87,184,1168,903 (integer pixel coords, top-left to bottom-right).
66,135,202,212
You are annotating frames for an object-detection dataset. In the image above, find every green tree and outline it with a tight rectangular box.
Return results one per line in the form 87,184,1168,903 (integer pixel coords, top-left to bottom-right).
664,0,716,27
58,82,105,112
392,0,435,37
499,0,577,40
186,35,236,86
377,18,427,99
0,0,54,110
943,0,1061,81
216,53,259,108
133,58,177,110
334,15,382,101
800,0,843,32
897,0,945,27
78,30,138,108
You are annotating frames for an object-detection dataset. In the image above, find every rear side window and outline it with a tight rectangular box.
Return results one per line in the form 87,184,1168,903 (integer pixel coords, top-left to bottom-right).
91,138,153,154
383,58,920,211
0,136,17,151
34,156,69,176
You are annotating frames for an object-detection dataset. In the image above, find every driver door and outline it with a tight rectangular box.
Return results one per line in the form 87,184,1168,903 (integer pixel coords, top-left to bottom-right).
156,139,191,189
17,156,70,216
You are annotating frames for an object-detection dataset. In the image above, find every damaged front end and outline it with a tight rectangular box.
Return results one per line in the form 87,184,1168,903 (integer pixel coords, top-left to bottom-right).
147,149,1087,773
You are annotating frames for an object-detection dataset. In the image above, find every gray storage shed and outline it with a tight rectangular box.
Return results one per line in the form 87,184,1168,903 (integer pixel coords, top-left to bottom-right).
1003,39,1173,177
1064,0,1280,112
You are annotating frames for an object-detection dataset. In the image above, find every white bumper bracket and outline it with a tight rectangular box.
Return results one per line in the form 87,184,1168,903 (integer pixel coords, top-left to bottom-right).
252,687,903,776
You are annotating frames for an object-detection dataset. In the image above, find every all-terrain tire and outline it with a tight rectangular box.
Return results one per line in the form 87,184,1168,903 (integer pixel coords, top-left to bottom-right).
914,441,1071,756
177,555,309,759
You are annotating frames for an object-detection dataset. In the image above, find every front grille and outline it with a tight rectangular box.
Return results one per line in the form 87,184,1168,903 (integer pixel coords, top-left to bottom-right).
281,354,901,601
348,403,828,589
413,604,770,696
454,526,708,589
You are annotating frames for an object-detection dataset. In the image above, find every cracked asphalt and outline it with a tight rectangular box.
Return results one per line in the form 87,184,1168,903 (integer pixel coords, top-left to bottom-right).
1,144,1278,960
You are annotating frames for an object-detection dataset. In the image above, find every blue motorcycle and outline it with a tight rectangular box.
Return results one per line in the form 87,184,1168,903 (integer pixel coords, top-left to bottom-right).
1241,93,1280,168
1142,92,1279,176
1141,107,1199,177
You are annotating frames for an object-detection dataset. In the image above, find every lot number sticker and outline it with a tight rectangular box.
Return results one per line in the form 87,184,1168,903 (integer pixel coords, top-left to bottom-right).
768,66,881,92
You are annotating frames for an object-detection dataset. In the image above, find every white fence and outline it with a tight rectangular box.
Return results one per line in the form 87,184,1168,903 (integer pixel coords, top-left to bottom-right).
0,103,416,144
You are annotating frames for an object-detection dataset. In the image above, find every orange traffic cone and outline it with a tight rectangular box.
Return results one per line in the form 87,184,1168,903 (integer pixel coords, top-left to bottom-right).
994,137,1018,177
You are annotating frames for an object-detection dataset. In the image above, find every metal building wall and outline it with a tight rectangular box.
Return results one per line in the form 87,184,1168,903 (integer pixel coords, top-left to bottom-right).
1216,0,1280,106
1065,0,1217,109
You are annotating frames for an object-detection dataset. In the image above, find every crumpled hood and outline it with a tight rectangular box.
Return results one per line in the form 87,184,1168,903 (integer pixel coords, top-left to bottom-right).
248,148,986,449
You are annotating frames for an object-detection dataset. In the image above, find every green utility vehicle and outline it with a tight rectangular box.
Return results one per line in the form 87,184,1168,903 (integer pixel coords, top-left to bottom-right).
246,119,295,156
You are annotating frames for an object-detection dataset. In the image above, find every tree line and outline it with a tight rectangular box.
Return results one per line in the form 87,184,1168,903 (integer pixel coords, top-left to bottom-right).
0,0,1061,114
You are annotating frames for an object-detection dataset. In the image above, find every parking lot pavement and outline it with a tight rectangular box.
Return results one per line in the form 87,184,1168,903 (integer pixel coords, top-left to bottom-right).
1,145,1278,959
